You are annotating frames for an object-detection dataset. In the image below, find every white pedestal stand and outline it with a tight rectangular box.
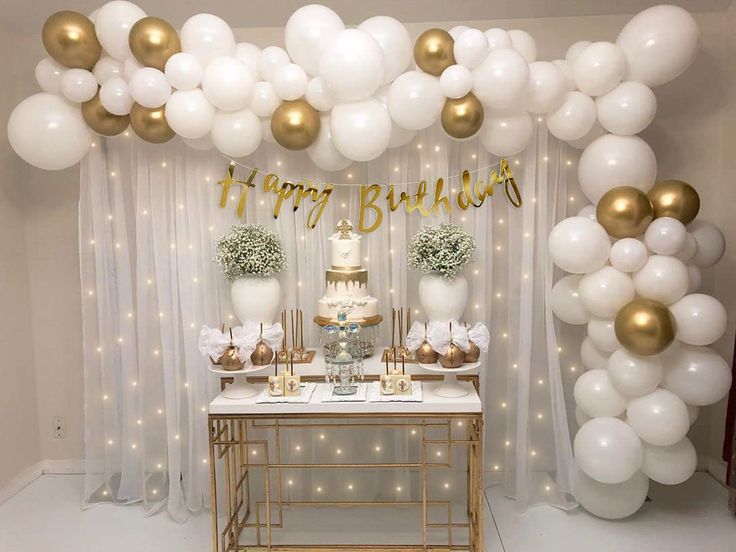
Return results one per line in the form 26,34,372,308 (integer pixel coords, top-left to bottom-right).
419,362,480,398
209,364,269,399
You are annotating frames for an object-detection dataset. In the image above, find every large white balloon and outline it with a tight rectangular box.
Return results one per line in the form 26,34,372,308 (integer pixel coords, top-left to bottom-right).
35,58,64,94
525,61,567,114
454,28,489,69
565,41,592,64
165,89,215,139
578,266,635,318
633,255,689,305
574,467,648,520
305,77,334,111
211,108,261,158
319,29,384,102
285,4,344,76
546,91,596,142
669,293,727,346
569,121,607,150
574,370,627,419
663,345,732,406
575,407,592,427
596,81,657,136
440,65,473,99
578,134,657,203
587,318,620,353
99,76,133,115
307,115,352,172
610,238,648,273
388,123,416,149
553,59,575,91
330,99,392,162
165,53,202,91
202,57,254,111
551,275,590,325
607,348,663,398
675,233,698,263
485,28,512,51
574,418,642,484
180,13,236,68
627,389,689,446
573,41,626,97
689,221,726,268
472,49,530,109
449,25,470,41
642,438,697,485
388,71,444,131
258,46,290,84
480,111,532,157
93,56,123,85
577,204,597,221
508,29,536,62
358,16,411,83
129,68,171,108
687,265,702,293
249,82,281,118
94,1,146,61
183,134,214,151
644,217,687,255
617,4,699,87
60,69,98,103
234,43,261,79
581,337,611,371
271,63,308,101
8,93,92,170
548,216,611,274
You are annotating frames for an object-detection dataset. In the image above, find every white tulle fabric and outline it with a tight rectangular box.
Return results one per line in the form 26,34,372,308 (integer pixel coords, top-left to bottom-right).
426,320,471,354
467,323,490,352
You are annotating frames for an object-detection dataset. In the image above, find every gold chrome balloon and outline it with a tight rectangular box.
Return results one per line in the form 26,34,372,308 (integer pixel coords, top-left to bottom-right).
615,299,676,356
129,16,181,71
42,10,101,70
596,186,654,238
439,343,464,369
82,92,130,136
129,103,175,143
271,100,320,150
647,180,700,224
441,93,484,139
413,28,455,76
416,341,439,364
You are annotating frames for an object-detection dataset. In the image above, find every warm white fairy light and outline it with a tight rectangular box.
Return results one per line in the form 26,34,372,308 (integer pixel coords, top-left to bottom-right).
142,209,149,215
416,143,422,149
434,145,440,152
110,171,116,177
347,483,353,490
288,480,293,486
500,402,507,408
557,346,563,353
146,279,152,285
374,445,382,452
205,176,211,182
457,421,463,426
443,482,450,489
474,304,479,309
537,413,544,420
161,161,167,168
115,243,121,249
251,450,257,456
96,346,102,353
117,337,123,343
451,187,457,194
131,443,137,449
471,153,477,159
132,381,137,387
570,366,577,373
178,204,184,210
137,419,142,425
493,464,500,471
425,163,430,169
90,239,95,245
295,445,301,451
127,312,133,318
103,394,108,401
505,440,511,447
474,269,479,275
396,486,402,492
276,161,282,167
502,332,508,339
107,214,113,220
435,450,442,457
316,486,323,493
319,433,325,440
157,408,163,414
364,256,369,262
174,434,180,440
496,292,502,298
152,489,158,495
531,450,537,456
512,363,518,369
545,485,551,492
341,202,347,208
154,348,160,355
410,429,417,435
346,172,353,179
184,382,189,388
538,379,544,385
107,439,113,445
394,166,399,172
157,463,163,469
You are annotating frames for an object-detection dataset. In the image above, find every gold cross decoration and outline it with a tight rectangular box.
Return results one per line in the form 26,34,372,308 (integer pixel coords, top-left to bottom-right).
336,218,353,238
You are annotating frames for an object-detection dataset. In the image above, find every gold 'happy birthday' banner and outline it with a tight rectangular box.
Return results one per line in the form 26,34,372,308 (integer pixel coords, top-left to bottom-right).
216,159,522,233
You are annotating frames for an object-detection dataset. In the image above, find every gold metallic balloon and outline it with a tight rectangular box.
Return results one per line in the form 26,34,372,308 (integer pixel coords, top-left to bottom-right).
464,341,481,363
416,341,439,364
82,92,130,136
219,347,245,371
250,340,274,366
595,186,654,238
439,343,464,369
271,100,320,151
414,28,456,76
42,11,101,70
441,93,484,139
129,103,175,144
129,17,181,71
647,180,700,224
615,299,676,356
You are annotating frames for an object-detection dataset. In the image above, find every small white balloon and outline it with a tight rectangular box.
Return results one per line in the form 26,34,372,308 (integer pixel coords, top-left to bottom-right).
546,91,596,142
257,46,290,84
663,345,732,406
180,13,236,68
573,466,649,520
472,49,530,109
202,57,254,112
305,77,335,112
627,389,690,446
358,16,411,84
123,57,143,81
330,99,392,162
689,220,726,268
577,205,597,221
94,1,146,61
610,238,649,273
165,89,215,139
553,59,575,91
581,337,611,371
318,29,384,102
525,61,567,114
128,67,171,108
574,370,628,419
261,117,275,143
307,115,352,172
675,233,698,263
508,29,536,62
453,28,489,69
578,266,635,318
574,418,642,483
607,348,664,398
642,438,697,485
573,41,626,97
249,82,280,118
440,65,473,99
644,217,687,255
587,318,620,353
449,25,470,40
234,43,261,79
480,111,532,157
548,216,611,274
551,275,590,325
93,56,123,84
388,71,444,131
485,28,512,51
633,254,689,305
596,81,657,136
99,76,133,115
670,293,727,346
687,405,700,425
211,108,261,158
687,265,702,293
35,58,65,94
271,63,308,101
285,4,344,76
60,69,98,103
165,53,202,91
566,41,592,64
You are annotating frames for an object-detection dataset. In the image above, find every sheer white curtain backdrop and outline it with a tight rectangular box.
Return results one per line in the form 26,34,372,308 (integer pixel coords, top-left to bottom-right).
80,121,581,520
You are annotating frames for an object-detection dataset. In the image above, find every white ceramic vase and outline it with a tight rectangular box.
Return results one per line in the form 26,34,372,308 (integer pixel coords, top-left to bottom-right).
230,275,281,325
417,272,469,323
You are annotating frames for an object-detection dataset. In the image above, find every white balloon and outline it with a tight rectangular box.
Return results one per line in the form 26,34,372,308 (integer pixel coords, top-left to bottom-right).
211,108,261,158
249,82,281,118
358,16,411,84
472,49,530,109
608,348,663,398
388,123,416,149
319,29,384,102
642,438,697,485
546,91,596,142
687,265,702,293
303,77,333,111
617,4,699,87
574,466,648,520
548,216,611,274
480,111,532,157
258,46,291,84
574,370,628,419
575,406,592,427
670,293,727,346
573,41,626,97
687,404,700,425
202,57,254,111
633,255,689,305
508,29,536,62
689,220,725,268
388,71,444,131
578,134,657,203
261,117,275,143
627,389,689,446
569,121,607,150
330,99,392,162
271,63,308,101
587,318,620,353
99,77,133,115
128,68,171,108
578,266,635,318
581,337,611,371
551,275,590,325
449,26,470,40
453,29,489,69
307,115,352,172
180,13,236,68
234,43,261,79
8,93,92,170
93,56,123,84
165,89,215,139
663,345,732,406
553,59,575,91
123,57,143,81
94,1,146,61
165,53,202,90
285,4,344,76
183,134,214,151
89,8,99,24
60,69,98,103
566,41,592,64
440,65,473,99
35,58,64,94
525,61,567,114
675,233,698,263
610,238,649,273
577,205,597,221
574,418,642,483
644,217,687,255
596,81,657,136
484,28,512,51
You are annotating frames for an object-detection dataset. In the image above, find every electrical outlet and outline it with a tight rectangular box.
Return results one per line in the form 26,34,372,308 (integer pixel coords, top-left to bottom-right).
53,416,66,439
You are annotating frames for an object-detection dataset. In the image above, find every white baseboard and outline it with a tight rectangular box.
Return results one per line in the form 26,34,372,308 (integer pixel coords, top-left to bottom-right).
0,458,84,505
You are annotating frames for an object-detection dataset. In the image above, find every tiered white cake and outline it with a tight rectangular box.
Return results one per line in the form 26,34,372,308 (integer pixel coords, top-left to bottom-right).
317,219,379,321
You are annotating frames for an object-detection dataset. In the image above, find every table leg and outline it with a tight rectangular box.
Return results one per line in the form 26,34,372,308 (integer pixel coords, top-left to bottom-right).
209,418,218,552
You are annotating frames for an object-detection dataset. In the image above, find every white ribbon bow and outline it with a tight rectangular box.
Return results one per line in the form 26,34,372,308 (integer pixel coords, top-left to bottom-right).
231,322,285,363
467,322,490,352
197,326,231,362
406,321,428,352
427,320,470,355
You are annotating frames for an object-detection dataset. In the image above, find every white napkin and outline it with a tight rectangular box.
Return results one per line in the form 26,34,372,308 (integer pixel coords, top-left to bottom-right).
427,320,470,354
197,326,231,362
468,322,490,352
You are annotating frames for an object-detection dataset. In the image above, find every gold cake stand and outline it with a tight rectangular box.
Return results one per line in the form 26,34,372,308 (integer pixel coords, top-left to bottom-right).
312,314,383,327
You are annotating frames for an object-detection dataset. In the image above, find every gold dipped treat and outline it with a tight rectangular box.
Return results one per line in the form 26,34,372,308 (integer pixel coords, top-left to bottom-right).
463,321,480,362
416,322,439,364
439,343,464,369
219,346,244,371
251,323,274,366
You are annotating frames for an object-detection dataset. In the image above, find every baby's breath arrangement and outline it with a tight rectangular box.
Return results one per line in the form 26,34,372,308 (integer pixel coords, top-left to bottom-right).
407,222,476,280
214,224,286,282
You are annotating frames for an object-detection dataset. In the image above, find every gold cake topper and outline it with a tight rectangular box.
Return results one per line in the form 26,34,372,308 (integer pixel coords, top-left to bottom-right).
336,218,353,238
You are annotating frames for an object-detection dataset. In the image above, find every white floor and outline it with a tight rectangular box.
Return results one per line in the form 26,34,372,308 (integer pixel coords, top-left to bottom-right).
0,473,733,551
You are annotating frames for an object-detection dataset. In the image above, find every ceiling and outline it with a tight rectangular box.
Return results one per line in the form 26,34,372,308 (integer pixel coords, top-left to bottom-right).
1,0,733,34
